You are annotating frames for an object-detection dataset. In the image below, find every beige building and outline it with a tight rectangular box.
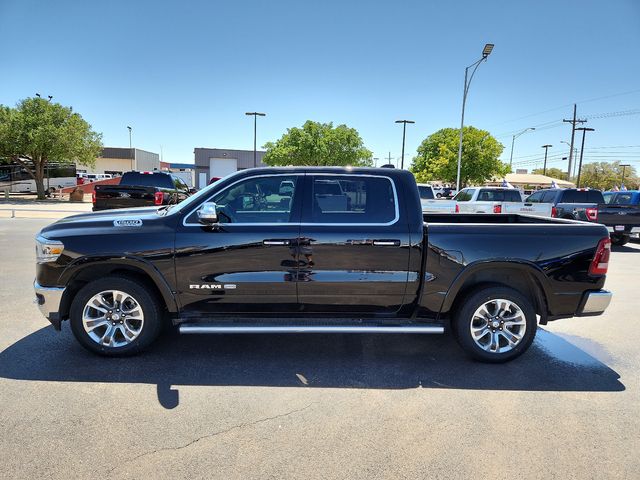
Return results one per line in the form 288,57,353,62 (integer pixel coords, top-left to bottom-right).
77,147,160,176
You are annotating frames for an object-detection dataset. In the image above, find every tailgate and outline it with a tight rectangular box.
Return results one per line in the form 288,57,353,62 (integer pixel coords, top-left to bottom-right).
94,185,157,210
597,205,640,231
502,202,553,217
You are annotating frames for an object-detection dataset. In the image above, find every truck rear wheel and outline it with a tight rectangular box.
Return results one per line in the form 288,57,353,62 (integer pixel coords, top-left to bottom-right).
610,234,629,246
69,276,162,356
452,286,537,363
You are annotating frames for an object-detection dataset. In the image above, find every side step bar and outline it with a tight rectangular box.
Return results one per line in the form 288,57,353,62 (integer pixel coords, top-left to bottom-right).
178,323,445,334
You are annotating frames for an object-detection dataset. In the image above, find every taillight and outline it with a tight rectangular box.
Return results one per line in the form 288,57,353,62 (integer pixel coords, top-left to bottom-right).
586,208,598,222
589,238,611,275
455,204,460,213
91,190,96,204
154,191,164,205
493,204,502,214
551,206,557,218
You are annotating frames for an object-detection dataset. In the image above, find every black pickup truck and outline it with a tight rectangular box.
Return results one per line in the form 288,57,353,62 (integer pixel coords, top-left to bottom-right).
599,190,640,246
93,171,191,211
34,167,612,362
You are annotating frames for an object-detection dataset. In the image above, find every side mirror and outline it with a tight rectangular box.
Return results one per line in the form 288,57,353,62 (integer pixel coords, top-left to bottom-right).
197,202,219,225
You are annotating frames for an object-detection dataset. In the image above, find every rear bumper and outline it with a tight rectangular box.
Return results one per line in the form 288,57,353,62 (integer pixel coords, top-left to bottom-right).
34,280,65,330
605,226,640,234
577,289,612,316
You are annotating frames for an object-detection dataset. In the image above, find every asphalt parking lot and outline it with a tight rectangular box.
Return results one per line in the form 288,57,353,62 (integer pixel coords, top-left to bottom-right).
1,217,638,479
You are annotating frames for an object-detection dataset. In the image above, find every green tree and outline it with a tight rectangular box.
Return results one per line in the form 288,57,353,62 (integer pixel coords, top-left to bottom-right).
578,161,638,191
531,167,568,180
410,126,506,186
0,97,103,199
263,120,372,167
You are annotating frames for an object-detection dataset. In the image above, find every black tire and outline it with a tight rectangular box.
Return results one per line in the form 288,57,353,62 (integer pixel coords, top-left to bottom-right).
610,234,629,246
452,285,537,363
69,276,163,356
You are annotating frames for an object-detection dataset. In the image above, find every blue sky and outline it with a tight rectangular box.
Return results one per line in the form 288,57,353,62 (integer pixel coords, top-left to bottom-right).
1,0,639,171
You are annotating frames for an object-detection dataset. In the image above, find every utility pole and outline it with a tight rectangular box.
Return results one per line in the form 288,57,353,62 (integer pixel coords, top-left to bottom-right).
575,127,595,187
620,163,631,187
509,127,536,167
245,112,266,167
541,144,552,176
395,120,415,169
387,152,393,165
127,126,133,170
563,104,586,180
373,157,379,167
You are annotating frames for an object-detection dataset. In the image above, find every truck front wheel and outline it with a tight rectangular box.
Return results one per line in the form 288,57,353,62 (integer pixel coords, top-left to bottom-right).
69,276,162,356
452,286,537,363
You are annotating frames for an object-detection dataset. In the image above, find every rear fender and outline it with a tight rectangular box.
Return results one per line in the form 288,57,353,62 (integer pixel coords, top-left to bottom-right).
440,260,551,322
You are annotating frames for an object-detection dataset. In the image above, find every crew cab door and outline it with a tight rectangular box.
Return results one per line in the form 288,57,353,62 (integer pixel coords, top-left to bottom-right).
297,174,411,314
174,173,303,314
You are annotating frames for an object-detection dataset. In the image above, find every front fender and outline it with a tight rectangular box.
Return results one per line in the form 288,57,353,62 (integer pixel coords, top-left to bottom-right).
59,255,179,312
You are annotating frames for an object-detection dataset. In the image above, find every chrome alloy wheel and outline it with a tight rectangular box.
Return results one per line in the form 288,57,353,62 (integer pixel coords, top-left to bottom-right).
469,298,527,354
82,290,144,347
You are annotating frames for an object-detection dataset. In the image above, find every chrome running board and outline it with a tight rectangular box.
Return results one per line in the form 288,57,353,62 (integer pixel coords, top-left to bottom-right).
178,323,445,334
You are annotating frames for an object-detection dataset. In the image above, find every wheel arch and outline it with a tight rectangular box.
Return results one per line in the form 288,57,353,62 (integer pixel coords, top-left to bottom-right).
58,257,179,320
440,261,551,324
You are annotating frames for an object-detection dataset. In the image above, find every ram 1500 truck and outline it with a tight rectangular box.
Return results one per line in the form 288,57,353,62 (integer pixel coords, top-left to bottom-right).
93,171,191,211
34,167,613,362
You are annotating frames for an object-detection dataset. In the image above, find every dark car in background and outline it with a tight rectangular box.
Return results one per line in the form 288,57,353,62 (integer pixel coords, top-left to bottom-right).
526,188,604,222
93,171,191,211
599,190,640,245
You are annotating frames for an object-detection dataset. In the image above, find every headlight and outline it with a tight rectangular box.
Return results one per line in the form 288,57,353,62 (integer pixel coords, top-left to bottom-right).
35,235,64,263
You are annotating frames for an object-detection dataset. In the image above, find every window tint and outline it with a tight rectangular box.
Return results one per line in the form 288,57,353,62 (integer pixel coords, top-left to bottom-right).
477,189,522,202
210,175,298,224
603,192,614,204
526,191,543,203
560,189,603,203
453,189,475,202
612,193,633,205
418,186,434,199
309,175,396,224
171,175,188,191
587,190,605,203
121,172,174,188
541,190,557,203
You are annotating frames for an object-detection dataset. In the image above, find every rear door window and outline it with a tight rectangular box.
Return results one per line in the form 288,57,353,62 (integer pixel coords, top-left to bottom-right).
541,191,559,203
307,175,397,224
612,193,633,205
454,189,475,202
418,186,434,199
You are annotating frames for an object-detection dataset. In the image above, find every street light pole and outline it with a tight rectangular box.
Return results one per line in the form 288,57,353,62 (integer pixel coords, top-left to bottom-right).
395,120,415,169
541,144,552,176
509,127,536,167
575,127,595,187
456,43,494,191
620,163,631,188
127,126,133,170
245,112,266,168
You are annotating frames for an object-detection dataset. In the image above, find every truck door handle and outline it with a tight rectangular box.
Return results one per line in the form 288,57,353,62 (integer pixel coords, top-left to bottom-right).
372,240,401,247
263,239,291,246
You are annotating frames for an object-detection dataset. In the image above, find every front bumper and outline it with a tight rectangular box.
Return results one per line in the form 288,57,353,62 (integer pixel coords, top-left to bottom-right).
577,289,613,316
34,280,66,330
